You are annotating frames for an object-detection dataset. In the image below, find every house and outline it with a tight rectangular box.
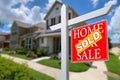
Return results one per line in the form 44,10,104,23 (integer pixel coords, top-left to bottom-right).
0,32,10,48
10,20,46,49
36,1,86,54
112,43,120,48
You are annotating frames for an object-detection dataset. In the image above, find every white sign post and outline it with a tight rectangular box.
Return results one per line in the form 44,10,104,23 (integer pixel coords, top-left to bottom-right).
50,4,113,80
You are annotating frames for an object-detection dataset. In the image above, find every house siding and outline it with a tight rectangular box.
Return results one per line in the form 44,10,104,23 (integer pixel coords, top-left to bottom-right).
41,1,87,54
0,33,10,48
10,21,46,49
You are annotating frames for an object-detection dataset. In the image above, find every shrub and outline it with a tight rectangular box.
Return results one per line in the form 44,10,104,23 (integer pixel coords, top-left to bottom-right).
108,37,112,49
27,51,37,58
36,48,48,57
0,57,35,80
36,48,42,57
3,48,9,52
8,50,16,55
50,55,59,60
16,47,27,55
41,48,48,56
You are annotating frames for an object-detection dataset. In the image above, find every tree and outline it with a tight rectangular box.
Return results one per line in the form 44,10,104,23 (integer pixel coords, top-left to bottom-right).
108,37,112,49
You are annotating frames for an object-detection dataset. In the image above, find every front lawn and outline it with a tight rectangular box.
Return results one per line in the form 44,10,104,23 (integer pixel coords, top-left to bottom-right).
38,59,90,72
105,53,120,80
0,57,55,80
12,53,32,60
2,51,32,60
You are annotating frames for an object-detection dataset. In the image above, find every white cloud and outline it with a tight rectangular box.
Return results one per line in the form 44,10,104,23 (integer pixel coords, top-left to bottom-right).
104,0,117,7
109,5,120,43
111,34,120,43
45,0,62,10
91,0,99,7
8,24,12,28
0,0,46,25
108,25,112,31
110,6,120,31
1,30,10,33
0,0,63,25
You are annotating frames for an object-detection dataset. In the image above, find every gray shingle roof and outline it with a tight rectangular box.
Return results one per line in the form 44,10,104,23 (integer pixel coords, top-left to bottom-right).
14,20,31,28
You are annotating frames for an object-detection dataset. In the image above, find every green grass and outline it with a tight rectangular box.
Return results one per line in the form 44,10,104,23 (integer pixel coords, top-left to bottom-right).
29,69,55,80
108,76,120,80
38,59,90,72
12,53,32,60
105,54,120,80
2,51,32,60
0,57,55,80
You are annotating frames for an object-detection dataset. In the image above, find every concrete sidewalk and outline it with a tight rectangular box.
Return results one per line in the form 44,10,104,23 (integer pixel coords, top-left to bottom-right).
30,56,50,62
1,54,107,80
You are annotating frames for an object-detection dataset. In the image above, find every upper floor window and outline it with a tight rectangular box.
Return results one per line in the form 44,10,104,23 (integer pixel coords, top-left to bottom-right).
56,7,59,11
59,16,61,23
68,12,72,20
11,29,17,35
51,18,55,26
46,12,72,30
47,20,49,29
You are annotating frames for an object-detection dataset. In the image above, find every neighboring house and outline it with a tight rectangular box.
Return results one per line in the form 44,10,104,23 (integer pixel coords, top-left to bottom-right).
10,20,46,49
36,1,86,54
0,32,10,48
112,43,120,48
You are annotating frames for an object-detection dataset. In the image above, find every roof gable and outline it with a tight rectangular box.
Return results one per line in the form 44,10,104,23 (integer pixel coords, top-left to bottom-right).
11,20,31,29
44,1,79,20
44,1,62,20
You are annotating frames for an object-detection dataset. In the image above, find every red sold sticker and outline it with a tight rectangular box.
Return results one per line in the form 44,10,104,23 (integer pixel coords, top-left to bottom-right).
71,20,108,62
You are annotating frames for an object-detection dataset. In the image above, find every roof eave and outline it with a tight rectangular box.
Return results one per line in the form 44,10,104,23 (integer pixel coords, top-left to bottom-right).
44,1,62,20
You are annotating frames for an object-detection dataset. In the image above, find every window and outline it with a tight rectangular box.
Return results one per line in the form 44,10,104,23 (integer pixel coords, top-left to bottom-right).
11,29,17,35
51,18,56,26
46,20,49,29
56,7,59,11
53,37,61,53
51,18,53,25
25,37,32,49
68,13,72,20
41,37,44,44
59,16,61,23
53,18,55,25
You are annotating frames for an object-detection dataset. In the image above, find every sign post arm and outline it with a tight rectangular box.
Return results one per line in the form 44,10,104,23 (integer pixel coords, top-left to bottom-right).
61,4,69,80
50,4,113,30
68,4,113,26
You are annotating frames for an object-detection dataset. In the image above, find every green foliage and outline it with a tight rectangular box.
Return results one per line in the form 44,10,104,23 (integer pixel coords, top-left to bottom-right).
8,50,16,55
108,38,112,49
36,48,48,57
16,47,27,55
27,51,37,58
0,57,34,80
105,54,120,75
105,54,120,80
0,57,55,80
50,55,59,60
12,54,32,60
3,48,9,52
36,48,42,57
42,48,48,56
38,59,90,72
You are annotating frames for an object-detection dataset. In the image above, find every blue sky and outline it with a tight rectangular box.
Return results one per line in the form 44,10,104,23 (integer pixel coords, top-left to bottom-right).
0,0,120,43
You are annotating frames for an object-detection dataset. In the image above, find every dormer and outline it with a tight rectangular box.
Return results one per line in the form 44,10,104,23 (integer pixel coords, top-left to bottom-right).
44,1,79,30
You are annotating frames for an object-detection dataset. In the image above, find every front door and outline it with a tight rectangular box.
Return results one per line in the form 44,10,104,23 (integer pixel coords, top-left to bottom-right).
53,37,61,53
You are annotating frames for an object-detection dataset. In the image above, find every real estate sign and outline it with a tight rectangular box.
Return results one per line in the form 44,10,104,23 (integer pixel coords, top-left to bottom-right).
71,20,108,62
